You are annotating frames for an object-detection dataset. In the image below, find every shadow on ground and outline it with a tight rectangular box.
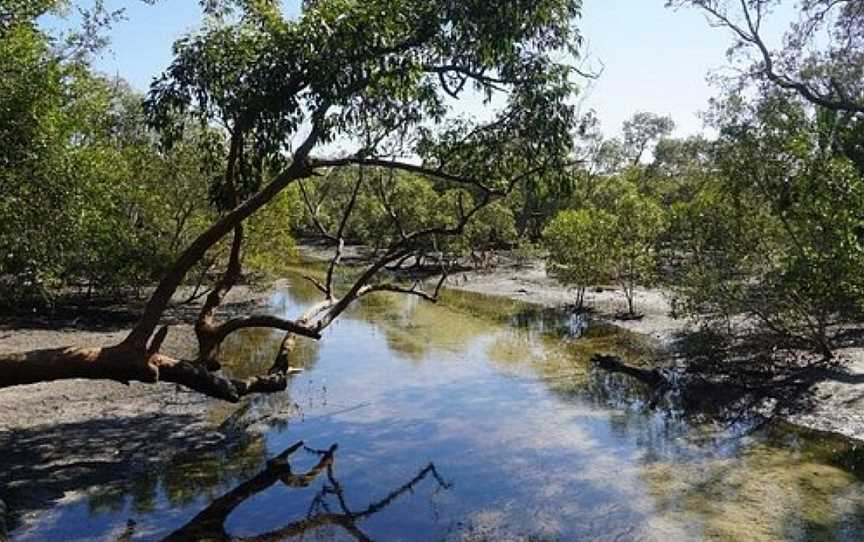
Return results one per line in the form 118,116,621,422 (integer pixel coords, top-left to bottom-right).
0,412,262,535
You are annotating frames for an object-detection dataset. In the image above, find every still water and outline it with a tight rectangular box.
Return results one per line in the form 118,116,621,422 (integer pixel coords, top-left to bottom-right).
12,276,864,541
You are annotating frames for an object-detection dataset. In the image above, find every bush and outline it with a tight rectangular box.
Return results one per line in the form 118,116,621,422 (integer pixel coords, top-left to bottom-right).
543,208,615,309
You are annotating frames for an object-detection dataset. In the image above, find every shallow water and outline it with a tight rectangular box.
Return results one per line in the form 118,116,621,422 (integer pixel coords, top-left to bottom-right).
12,277,864,541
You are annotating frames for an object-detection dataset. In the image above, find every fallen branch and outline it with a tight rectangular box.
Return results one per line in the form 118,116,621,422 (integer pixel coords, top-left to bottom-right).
591,354,667,388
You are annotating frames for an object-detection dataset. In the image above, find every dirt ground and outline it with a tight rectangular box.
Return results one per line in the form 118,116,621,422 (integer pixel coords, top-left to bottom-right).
0,285,277,535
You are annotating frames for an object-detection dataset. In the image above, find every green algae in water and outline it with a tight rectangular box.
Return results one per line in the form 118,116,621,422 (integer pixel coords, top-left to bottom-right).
9,274,864,541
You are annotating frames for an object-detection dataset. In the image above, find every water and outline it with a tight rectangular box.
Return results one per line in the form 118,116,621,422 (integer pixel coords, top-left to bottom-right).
10,277,864,541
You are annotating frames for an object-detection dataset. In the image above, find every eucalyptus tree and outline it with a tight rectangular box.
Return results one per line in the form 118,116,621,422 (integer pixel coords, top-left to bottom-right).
0,0,583,402
670,0,864,114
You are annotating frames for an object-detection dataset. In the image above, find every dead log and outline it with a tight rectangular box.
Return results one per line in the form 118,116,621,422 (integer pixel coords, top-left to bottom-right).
590,354,667,388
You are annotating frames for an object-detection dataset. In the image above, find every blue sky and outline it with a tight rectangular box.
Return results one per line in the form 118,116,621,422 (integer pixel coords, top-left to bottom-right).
70,0,790,138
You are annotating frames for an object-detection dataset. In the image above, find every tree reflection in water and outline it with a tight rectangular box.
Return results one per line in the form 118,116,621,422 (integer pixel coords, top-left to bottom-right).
161,442,451,542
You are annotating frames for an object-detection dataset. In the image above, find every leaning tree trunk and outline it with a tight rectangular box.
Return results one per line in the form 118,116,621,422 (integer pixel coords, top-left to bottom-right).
0,345,158,388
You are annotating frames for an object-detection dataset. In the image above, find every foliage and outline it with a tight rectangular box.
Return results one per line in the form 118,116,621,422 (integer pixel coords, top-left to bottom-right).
243,190,303,280
543,208,615,309
672,92,864,357
0,19,69,303
144,0,583,271
622,112,675,164
604,180,667,316
147,0,582,171
513,236,546,269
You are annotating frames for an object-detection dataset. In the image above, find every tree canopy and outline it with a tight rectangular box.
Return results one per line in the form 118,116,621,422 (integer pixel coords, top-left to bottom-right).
0,0,585,402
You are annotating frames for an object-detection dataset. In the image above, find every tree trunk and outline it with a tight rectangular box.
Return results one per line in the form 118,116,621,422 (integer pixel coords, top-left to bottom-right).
0,345,157,389
0,346,287,403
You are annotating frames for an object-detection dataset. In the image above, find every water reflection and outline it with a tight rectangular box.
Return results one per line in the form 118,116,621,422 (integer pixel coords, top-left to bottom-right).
9,273,864,541
163,442,450,542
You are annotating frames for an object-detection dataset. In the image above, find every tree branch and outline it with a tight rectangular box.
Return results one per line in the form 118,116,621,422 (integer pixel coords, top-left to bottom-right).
683,0,864,113
123,107,331,349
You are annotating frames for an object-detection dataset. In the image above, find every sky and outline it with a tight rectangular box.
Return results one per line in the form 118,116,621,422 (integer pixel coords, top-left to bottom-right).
65,0,792,139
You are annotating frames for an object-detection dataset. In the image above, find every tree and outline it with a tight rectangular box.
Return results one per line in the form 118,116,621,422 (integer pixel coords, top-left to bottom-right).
622,112,675,164
673,91,864,359
605,179,666,317
452,199,518,270
0,0,582,401
670,0,864,114
543,208,615,310
0,61,230,305
0,7,73,304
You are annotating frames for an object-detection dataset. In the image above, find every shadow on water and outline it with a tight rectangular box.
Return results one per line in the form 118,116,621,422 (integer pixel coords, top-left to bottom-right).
9,273,864,540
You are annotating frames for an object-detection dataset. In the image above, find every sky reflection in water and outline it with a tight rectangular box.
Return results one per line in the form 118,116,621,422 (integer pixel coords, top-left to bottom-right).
13,277,864,541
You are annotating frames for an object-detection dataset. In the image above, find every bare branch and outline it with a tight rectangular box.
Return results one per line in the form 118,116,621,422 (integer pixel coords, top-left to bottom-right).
679,0,864,113
325,168,365,296
214,315,322,341
310,157,505,196
298,178,338,243
303,275,329,295
359,271,449,304
374,170,408,241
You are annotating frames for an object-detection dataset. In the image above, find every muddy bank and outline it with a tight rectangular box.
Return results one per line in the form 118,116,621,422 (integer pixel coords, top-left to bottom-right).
301,244,864,442
449,259,864,442
449,261,686,345
0,284,281,534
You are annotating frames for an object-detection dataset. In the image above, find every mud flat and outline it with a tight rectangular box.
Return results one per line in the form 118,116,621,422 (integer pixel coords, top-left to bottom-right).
0,284,276,534
445,259,864,443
